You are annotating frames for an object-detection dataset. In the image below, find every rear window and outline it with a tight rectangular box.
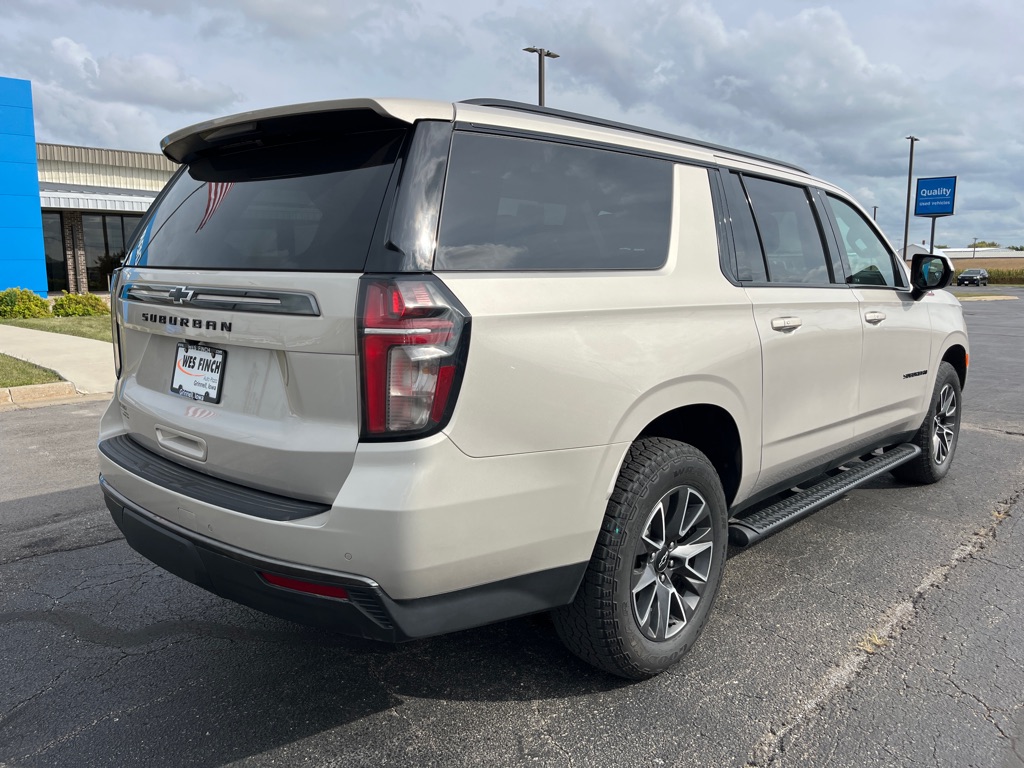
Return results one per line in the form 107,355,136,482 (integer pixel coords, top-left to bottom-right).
126,130,404,272
435,132,673,270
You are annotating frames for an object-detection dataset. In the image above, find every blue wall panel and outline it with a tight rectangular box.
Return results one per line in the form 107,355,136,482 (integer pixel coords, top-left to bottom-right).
0,77,47,295
0,133,35,163
0,106,35,137
0,161,39,195
3,258,51,292
0,194,43,228
0,77,33,107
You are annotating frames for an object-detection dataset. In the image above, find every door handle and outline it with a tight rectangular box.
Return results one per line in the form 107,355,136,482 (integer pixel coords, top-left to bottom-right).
770,317,802,332
864,311,886,325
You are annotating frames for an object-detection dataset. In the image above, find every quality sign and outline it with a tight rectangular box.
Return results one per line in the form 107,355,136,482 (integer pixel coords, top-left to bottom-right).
915,176,957,217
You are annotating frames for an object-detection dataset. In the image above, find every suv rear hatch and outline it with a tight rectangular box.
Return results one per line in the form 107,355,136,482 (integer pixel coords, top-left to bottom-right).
110,105,421,503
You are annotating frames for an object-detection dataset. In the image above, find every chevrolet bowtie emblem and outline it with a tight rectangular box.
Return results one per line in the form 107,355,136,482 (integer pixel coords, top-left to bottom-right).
168,286,195,304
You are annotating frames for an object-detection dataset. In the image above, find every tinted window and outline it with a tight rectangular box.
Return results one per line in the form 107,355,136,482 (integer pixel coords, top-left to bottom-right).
826,195,901,287
743,176,831,285
83,213,139,291
721,172,767,282
435,133,672,270
41,212,67,292
127,131,404,272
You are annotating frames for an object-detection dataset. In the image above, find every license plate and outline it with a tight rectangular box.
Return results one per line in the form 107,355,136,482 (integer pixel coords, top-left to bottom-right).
170,342,227,404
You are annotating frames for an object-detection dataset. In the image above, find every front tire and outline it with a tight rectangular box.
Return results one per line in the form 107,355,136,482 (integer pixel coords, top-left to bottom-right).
553,438,727,679
892,361,962,484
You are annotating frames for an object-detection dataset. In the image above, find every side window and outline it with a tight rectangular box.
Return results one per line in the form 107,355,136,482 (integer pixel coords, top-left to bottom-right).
826,195,902,287
721,171,768,282
435,132,673,270
742,176,832,285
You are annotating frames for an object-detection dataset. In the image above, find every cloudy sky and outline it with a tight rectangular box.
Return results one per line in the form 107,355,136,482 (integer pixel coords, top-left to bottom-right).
2,0,1022,250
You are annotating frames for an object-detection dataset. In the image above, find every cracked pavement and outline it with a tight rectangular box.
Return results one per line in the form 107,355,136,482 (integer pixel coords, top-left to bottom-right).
1,293,1023,767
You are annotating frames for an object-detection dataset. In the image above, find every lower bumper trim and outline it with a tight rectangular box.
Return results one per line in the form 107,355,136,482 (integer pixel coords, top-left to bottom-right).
101,476,587,642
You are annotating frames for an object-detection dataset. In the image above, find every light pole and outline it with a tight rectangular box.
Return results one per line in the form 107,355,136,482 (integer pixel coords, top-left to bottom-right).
972,237,978,259
523,47,559,106
872,206,878,221
902,135,919,262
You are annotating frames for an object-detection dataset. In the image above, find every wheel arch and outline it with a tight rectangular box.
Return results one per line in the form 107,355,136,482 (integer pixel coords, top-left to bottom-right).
941,342,968,389
607,379,755,509
636,404,743,507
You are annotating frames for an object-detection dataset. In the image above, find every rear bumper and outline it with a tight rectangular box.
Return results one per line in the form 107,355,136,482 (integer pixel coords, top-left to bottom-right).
102,478,586,642
98,427,619,600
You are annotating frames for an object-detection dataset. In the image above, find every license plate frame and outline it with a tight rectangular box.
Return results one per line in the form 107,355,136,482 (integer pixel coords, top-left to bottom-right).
170,342,227,404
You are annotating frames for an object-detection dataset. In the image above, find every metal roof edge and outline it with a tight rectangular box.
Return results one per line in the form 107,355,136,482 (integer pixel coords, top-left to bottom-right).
459,98,807,174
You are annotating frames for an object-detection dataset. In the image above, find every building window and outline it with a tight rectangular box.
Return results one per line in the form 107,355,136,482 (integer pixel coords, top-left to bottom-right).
41,212,68,293
82,213,143,291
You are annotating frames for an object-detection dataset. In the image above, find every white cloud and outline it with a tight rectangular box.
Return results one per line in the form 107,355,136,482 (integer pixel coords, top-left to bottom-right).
0,0,1021,246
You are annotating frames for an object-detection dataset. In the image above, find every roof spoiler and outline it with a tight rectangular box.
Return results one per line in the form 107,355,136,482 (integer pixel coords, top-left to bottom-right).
161,98,453,165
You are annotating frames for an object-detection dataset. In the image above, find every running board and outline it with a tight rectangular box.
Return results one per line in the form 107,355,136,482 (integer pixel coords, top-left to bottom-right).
728,443,921,547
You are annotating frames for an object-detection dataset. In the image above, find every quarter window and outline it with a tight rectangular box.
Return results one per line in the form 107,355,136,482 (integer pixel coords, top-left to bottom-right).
720,172,768,282
435,133,673,271
826,195,902,287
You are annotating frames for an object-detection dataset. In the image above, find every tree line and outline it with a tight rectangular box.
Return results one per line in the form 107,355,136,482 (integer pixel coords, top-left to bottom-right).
933,242,1024,250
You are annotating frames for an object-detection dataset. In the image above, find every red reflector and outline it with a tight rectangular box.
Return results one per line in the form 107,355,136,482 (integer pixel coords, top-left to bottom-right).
260,572,349,600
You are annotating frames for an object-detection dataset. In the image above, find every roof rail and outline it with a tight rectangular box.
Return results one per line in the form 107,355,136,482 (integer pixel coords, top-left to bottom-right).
459,98,807,174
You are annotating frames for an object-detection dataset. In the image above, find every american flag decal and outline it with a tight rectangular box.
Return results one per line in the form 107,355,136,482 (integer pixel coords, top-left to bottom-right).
196,182,234,232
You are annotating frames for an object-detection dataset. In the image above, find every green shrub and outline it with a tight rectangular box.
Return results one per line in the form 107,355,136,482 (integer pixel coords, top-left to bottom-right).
52,291,110,317
0,287,52,319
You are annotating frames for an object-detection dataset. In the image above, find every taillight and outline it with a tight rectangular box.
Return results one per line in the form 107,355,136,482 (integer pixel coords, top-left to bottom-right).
109,268,123,378
358,275,470,439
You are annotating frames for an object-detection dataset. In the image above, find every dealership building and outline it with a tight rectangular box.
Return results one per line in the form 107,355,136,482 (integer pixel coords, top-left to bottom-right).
0,76,176,295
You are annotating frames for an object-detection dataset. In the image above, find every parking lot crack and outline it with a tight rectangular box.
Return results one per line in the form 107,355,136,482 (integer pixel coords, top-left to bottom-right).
744,488,1021,767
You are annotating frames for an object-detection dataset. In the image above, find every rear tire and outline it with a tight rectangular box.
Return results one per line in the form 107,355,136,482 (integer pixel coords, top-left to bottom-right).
552,438,727,679
892,361,962,484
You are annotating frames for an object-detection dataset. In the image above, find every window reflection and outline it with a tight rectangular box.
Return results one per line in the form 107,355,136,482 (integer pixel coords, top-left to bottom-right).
83,214,143,291
41,212,67,293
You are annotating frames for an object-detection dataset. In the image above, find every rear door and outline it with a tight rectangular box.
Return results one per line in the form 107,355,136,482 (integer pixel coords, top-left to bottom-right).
111,117,407,503
720,171,863,493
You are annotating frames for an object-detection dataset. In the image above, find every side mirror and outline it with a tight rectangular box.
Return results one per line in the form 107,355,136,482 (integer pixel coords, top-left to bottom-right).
910,254,952,300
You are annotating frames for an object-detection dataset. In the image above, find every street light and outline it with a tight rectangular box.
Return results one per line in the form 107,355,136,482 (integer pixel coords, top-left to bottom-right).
902,135,919,262
872,206,878,221
972,237,978,259
523,46,560,107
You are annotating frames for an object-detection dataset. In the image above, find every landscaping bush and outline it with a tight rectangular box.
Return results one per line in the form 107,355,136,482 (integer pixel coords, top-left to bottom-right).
0,287,52,319
52,291,110,317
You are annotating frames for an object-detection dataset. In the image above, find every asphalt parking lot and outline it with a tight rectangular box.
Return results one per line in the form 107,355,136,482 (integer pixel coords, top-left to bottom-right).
2,289,1022,768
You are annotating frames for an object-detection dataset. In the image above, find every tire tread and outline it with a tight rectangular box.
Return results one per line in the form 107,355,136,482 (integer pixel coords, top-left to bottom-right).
553,438,725,679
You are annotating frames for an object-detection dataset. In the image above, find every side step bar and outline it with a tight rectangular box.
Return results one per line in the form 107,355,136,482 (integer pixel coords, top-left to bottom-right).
728,443,921,547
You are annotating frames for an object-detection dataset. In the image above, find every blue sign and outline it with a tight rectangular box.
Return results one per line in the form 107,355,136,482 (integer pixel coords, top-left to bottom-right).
915,176,956,217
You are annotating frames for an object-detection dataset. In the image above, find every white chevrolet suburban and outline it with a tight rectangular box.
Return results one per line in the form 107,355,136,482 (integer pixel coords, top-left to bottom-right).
99,98,967,679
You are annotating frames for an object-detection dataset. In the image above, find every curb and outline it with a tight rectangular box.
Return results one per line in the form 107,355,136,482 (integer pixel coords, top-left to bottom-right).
1,381,78,405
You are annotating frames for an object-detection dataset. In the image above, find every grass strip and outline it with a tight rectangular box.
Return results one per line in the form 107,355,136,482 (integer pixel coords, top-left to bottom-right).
0,316,112,343
0,353,63,387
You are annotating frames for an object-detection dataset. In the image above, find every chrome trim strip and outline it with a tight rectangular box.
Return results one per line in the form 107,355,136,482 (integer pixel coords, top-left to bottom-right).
121,282,320,316
193,294,279,306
